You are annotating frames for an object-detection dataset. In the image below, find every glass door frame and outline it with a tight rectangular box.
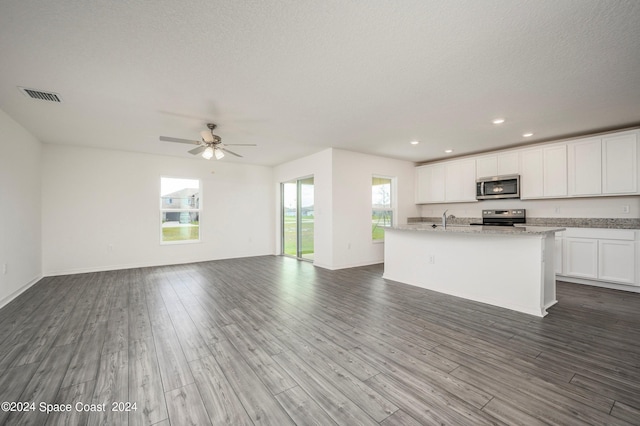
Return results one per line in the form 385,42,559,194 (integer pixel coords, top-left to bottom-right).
281,175,314,261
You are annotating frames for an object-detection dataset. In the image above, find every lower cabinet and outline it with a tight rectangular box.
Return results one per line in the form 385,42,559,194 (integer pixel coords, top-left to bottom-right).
598,239,636,284
558,228,637,286
563,237,598,279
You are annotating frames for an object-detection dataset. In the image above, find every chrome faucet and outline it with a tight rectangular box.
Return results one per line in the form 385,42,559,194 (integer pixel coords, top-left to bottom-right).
442,209,448,229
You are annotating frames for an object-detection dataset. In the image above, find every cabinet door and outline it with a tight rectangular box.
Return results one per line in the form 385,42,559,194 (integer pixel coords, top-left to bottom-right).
598,240,636,284
544,145,567,197
602,132,638,194
476,155,497,179
415,164,445,203
568,138,602,196
563,238,598,279
520,149,544,198
497,152,519,175
446,159,476,202
415,166,430,203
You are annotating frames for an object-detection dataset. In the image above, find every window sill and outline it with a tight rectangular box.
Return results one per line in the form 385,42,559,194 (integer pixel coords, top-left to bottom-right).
160,239,202,246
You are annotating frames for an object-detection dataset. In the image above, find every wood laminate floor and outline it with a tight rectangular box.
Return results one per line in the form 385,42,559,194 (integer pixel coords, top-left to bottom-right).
0,255,639,425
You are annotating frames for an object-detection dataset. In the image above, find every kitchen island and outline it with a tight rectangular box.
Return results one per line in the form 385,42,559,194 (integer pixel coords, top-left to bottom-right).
383,224,565,317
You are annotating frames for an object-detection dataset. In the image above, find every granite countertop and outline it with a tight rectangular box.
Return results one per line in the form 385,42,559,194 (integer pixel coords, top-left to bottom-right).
392,223,565,236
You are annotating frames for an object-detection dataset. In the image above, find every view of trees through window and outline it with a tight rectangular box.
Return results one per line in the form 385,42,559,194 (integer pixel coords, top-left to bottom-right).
372,176,393,241
160,177,200,243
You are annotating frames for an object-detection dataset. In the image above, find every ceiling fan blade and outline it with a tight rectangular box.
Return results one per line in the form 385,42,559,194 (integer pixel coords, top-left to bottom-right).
221,148,243,157
188,146,206,155
223,143,257,146
200,130,214,143
160,136,199,145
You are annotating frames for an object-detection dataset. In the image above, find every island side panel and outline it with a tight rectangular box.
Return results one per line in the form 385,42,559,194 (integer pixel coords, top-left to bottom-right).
542,234,558,311
383,229,548,317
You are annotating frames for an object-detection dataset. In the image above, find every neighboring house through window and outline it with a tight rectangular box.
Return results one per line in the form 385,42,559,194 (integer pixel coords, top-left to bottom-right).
372,176,394,241
160,177,201,243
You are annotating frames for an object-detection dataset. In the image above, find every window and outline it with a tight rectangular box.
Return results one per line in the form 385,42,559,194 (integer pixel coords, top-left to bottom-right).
372,176,394,241
160,177,201,243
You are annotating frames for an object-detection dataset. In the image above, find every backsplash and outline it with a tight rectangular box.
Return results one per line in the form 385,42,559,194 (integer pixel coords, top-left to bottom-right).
409,216,640,229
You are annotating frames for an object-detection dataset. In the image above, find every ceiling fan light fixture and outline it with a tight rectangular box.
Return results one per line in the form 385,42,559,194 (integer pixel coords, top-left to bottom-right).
214,148,225,160
202,146,214,159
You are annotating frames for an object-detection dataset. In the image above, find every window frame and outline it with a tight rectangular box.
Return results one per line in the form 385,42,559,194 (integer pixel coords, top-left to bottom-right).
371,175,396,243
160,176,202,245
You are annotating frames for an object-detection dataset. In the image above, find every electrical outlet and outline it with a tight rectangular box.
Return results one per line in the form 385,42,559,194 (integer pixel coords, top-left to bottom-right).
623,205,630,214
2,264,7,275
554,207,560,214
428,255,435,264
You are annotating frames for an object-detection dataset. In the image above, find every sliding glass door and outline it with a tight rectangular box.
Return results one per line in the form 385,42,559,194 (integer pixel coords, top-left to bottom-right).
282,177,314,260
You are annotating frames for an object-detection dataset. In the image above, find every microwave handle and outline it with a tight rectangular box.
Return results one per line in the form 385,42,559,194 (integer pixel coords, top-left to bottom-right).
480,181,485,196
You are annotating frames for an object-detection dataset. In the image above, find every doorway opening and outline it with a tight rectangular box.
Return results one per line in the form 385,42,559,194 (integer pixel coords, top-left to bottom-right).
282,176,314,260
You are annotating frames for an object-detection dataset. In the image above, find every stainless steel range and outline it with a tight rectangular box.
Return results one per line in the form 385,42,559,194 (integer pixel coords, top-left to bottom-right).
471,209,526,226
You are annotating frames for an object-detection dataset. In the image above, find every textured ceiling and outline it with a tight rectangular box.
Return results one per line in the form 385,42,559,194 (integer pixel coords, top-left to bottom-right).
1,0,639,166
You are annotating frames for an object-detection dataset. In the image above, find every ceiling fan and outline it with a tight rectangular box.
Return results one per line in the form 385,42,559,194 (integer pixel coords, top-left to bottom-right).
160,123,256,159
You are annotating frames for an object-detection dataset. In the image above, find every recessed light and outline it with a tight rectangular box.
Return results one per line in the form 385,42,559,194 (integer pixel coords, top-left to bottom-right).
444,149,453,153
410,140,419,145
492,118,505,124
523,133,533,137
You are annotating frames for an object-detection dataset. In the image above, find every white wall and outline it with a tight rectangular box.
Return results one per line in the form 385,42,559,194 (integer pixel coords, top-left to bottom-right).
420,196,640,219
42,145,275,275
331,149,419,269
0,109,42,308
274,148,418,270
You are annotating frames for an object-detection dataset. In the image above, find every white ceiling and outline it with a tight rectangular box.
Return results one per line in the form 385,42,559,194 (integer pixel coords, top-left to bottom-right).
1,0,639,166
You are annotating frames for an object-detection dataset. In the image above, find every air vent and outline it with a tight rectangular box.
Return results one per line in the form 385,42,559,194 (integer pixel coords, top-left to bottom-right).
18,87,62,102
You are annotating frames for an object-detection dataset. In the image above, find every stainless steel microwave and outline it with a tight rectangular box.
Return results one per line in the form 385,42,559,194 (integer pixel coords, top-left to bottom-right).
476,174,520,200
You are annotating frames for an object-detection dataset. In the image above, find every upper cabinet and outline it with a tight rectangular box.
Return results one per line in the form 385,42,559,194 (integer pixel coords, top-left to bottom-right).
568,130,638,197
543,145,568,197
445,159,476,202
602,131,638,194
415,159,475,204
475,152,519,179
520,145,567,199
568,137,602,196
416,129,639,204
415,163,445,203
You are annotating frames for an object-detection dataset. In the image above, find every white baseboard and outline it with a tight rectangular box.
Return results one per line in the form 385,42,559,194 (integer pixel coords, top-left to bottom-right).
557,275,640,293
313,260,383,271
0,274,43,310
43,253,276,277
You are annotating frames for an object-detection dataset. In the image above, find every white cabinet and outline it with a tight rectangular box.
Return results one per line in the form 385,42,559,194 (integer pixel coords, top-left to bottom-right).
520,145,567,199
415,159,475,204
568,137,602,196
476,152,519,179
563,238,598,279
520,149,544,198
599,239,636,284
417,129,638,204
568,131,638,196
559,228,637,286
602,131,638,194
446,159,476,202
415,164,445,203
476,155,497,180
544,145,567,197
